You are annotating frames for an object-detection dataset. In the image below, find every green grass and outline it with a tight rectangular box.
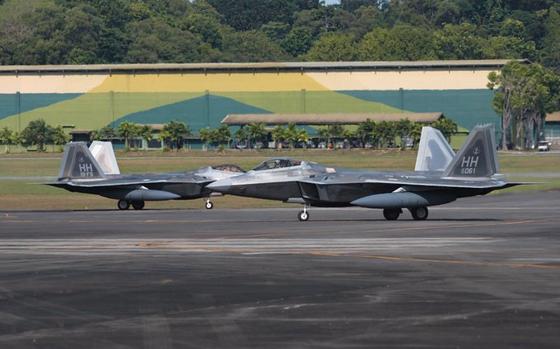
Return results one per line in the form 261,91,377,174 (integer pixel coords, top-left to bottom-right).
0,149,558,210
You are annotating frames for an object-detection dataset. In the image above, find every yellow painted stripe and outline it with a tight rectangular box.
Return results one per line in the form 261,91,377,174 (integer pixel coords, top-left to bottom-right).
90,73,329,93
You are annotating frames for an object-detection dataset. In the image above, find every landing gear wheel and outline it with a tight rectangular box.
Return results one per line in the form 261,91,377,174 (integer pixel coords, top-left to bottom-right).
383,208,401,221
132,201,145,210
117,200,130,210
410,207,428,220
205,200,214,210
298,210,309,222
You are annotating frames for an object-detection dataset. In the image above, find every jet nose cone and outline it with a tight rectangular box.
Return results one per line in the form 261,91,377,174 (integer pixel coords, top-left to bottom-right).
207,178,233,193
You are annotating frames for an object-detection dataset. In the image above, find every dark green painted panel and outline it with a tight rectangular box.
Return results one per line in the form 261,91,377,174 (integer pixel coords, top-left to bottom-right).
113,94,271,131
0,93,81,120
341,90,500,131
544,122,560,139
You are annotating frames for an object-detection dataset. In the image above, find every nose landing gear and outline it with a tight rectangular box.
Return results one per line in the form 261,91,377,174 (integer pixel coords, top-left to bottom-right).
298,205,310,222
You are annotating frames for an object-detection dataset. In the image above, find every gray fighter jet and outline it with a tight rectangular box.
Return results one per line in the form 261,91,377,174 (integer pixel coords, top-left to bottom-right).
47,142,244,210
207,125,524,221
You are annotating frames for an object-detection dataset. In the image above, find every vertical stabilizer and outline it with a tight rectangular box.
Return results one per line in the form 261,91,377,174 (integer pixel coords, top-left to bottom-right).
414,126,455,172
89,141,120,175
58,143,106,179
444,125,498,178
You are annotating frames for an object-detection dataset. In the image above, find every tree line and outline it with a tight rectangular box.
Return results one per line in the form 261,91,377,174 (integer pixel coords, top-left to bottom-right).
0,0,558,72
0,119,69,152
0,117,458,152
489,61,560,150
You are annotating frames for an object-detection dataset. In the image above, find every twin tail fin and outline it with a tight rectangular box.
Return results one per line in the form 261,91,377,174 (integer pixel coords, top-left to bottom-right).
444,125,498,178
58,142,106,180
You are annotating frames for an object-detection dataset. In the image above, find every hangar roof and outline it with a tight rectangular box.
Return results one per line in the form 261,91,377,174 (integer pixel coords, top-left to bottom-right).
0,60,526,75
222,113,443,126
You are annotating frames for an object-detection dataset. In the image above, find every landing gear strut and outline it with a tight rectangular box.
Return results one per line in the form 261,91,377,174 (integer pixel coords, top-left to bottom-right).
298,205,310,222
132,201,145,210
204,198,214,210
409,206,428,220
383,208,401,220
117,199,130,210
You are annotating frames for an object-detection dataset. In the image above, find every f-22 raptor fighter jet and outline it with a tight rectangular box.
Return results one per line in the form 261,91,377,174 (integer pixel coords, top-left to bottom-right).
208,125,524,221
47,142,244,210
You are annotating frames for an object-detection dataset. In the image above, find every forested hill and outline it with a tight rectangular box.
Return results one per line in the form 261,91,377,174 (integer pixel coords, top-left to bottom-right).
0,0,558,71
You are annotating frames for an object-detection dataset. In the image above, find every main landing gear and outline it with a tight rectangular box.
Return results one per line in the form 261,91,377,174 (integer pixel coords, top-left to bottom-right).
298,205,310,222
117,200,130,210
132,201,145,210
383,208,401,221
382,207,429,220
117,200,145,210
409,206,429,220
204,198,214,210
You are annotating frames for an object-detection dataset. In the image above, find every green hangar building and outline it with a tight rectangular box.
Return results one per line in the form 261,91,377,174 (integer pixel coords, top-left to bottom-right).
0,60,518,137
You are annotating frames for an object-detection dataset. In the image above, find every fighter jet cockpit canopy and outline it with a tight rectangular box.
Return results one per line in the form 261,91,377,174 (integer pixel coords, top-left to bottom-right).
211,164,245,173
252,158,302,171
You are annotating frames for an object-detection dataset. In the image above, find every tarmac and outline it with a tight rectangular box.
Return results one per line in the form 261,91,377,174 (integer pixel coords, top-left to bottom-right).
0,191,559,348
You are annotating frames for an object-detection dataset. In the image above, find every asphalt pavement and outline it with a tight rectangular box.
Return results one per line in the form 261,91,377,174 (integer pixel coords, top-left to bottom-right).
1,191,559,348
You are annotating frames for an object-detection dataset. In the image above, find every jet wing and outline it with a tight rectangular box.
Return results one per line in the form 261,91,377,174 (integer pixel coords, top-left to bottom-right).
299,175,515,190
52,177,213,188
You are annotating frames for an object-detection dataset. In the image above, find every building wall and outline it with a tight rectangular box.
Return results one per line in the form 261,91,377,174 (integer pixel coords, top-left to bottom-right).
544,122,560,142
0,67,500,133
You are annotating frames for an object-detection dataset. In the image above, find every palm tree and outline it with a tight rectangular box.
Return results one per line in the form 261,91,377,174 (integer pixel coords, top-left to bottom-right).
285,123,299,148
159,129,171,150
235,127,248,148
138,125,153,149
117,121,139,149
215,125,231,147
246,122,266,148
295,128,309,148
163,121,191,151
271,125,286,149
199,127,214,149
